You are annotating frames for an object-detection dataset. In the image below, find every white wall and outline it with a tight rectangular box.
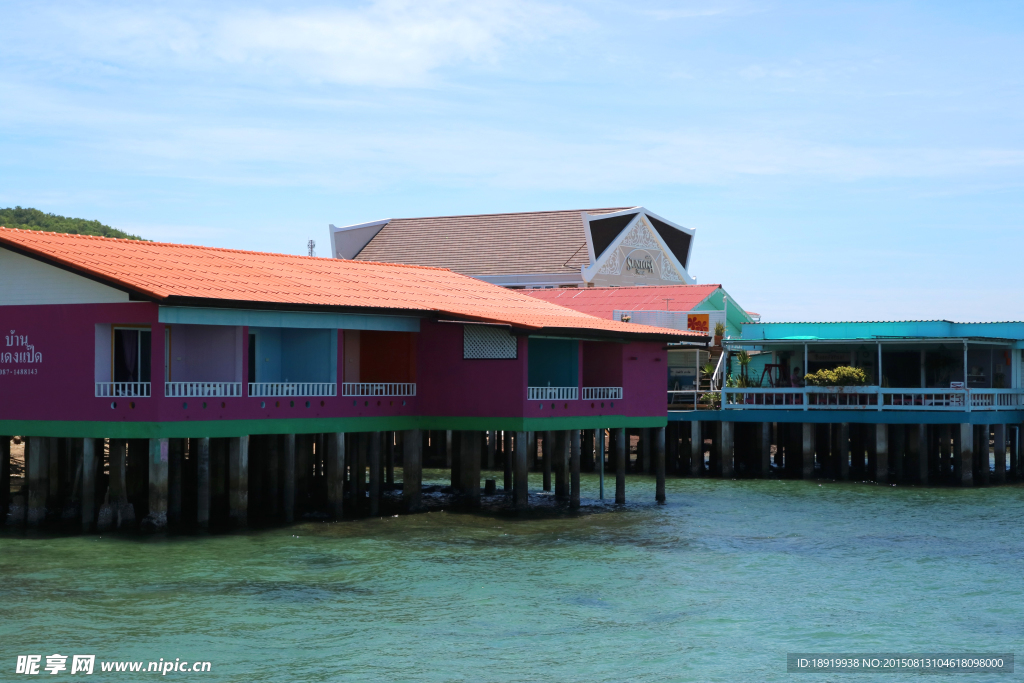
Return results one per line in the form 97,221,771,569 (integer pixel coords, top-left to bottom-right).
0,248,129,305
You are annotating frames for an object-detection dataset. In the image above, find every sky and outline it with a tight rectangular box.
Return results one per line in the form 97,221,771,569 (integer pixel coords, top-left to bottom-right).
1,0,1022,322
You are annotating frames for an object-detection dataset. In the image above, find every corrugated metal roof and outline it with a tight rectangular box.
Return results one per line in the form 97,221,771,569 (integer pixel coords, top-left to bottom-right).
0,227,703,340
521,284,721,319
353,208,630,276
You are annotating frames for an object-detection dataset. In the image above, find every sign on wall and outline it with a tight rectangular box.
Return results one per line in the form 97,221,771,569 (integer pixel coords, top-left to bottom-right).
1,329,42,376
687,314,709,333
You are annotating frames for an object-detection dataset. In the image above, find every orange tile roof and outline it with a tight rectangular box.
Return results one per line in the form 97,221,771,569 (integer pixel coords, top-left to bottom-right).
0,227,705,340
522,285,722,319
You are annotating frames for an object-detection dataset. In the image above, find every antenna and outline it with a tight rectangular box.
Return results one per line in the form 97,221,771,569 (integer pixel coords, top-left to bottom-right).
307,240,316,257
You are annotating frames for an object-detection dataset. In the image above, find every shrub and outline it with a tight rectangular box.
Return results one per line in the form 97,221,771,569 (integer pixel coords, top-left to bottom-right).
804,366,868,387
713,321,726,337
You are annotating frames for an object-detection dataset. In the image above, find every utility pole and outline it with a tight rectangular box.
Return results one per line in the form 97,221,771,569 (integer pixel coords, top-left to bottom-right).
307,240,316,257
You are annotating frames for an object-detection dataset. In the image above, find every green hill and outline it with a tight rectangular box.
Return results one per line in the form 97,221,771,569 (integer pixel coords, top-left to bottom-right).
0,206,144,240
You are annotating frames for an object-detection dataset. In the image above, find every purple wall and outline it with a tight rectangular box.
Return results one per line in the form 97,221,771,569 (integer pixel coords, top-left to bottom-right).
0,302,666,427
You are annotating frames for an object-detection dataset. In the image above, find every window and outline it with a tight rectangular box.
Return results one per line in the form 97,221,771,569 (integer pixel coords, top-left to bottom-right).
112,327,151,383
464,325,517,359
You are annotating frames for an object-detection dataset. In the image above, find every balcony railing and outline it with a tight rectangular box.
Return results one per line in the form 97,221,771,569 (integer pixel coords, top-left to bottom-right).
96,382,151,398
248,382,337,397
165,382,242,397
715,387,1024,412
528,386,578,401
581,387,623,400
342,383,416,397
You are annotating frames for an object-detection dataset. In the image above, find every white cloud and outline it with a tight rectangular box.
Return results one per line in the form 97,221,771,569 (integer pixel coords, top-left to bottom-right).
39,0,584,87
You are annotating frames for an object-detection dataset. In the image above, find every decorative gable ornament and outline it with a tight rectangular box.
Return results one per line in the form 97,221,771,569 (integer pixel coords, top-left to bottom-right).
581,209,695,286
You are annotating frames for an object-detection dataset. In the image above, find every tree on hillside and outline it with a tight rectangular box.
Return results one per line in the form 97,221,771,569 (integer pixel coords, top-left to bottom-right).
0,206,144,240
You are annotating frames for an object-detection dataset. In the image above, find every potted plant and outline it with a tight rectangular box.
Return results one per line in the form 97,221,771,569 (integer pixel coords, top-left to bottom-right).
713,321,726,346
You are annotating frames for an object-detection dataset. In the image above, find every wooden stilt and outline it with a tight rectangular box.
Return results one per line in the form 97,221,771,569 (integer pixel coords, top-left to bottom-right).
503,431,513,492
654,426,666,504
542,431,552,492
283,434,296,522
570,430,581,509
403,429,422,512
80,439,97,532
554,431,568,500
145,438,169,530
614,427,626,505
513,431,529,509
956,423,973,486
992,424,1006,484
369,432,381,516
327,432,345,518
719,422,734,478
690,421,703,476
460,430,481,508
27,437,47,527
228,436,248,527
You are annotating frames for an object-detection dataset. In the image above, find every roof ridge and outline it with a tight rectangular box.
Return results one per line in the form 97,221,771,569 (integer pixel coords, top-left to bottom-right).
386,207,634,222
0,226,449,272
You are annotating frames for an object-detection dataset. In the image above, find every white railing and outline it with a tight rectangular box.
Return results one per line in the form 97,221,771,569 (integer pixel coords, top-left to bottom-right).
582,387,623,400
95,382,151,398
528,386,579,401
247,382,337,397
342,383,417,397
165,382,242,398
718,386,1024,412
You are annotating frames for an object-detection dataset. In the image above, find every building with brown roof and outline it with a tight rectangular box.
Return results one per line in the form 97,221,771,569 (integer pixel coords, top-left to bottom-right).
329,207,697,289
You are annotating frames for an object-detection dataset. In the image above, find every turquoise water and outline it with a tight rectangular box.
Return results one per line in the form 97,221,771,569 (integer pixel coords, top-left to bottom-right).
2,471,1022,682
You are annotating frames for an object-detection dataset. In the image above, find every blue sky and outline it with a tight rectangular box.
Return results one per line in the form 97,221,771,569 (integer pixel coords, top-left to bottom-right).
2,0,1022,322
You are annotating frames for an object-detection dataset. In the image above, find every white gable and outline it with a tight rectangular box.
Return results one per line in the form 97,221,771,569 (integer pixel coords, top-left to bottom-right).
0,247,129,305
581,210,696,286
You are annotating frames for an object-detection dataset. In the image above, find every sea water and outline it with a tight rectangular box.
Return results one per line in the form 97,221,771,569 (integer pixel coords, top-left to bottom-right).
2,471,1022,682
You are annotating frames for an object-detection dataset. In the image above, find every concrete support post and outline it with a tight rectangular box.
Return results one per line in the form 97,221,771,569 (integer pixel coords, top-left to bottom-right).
890,424,905,484
1009,426,1019,481
595,428,605,500
48,437,60,502
908,424,926,484
640,427,651,474
690,421,703,476
27,437,48,527
385,432,395,486
939,425,952,482
195,437,210,529
613,427,626,505
527,431,537,470
815,424,832,478
503,431,513,492
369,432,382,516
445,430,453,468
283,434,296,522
403,429,422,512
873,424,888,483
554,431,569,500
168,438,183,527
570,430,581,509
757,422,771,478
955,423,973,486
460,430,481,508
327,432,345,518
145,438,169,530
81,439,97,532
835,423,850,480
0,437,9,525
655,426,666,504
542,431,553,492
718,422,734,478
800,423,815,480
486,431,496,470
513,431,529,509
992,424,1006,484
449,431,461,491
228,436,249,527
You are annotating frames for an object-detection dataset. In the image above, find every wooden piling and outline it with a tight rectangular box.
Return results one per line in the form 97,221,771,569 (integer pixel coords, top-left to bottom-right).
654,426,666,504
570,430,581,509
640,427,651,474
613,427,626,505
27,437,47,527
909,424,926,484
80,438,97,532
716,419,733,479
955,423,973,486
144,438,169,530
513,431,529,509
992,424,1006,484
890,424,905,483
873,424,888,483
228,436,248,527
689,421,703,477
542,431,553,492
282,434,296,522
403,429,422,512
327,432,346,518
757,422,771,478
595,428,605,499
168,439,183,527
195,437,211,529
503,431,513,492
797,423,813,480
486,431,496,470
460,430,481,508
369,432,382,516
1009,425,1019,481
554,431,568,500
